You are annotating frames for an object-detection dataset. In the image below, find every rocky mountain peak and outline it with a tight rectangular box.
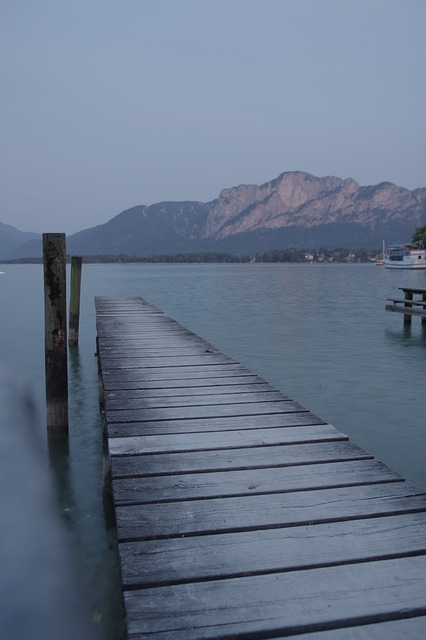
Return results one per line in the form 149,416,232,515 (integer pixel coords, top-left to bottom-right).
203,172,368,238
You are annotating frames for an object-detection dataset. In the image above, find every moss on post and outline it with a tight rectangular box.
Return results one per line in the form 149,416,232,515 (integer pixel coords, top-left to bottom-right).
43,233,68,436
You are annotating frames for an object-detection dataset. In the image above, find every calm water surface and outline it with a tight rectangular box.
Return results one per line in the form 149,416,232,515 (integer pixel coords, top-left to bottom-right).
1,262,426,637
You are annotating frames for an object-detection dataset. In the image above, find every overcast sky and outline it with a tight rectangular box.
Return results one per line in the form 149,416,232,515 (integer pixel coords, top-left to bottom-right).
1,0,425,235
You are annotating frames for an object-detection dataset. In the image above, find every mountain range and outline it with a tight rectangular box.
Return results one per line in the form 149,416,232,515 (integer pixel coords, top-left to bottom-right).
2,171,426,260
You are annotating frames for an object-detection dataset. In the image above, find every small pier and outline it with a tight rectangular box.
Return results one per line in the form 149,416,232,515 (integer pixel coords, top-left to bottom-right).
386,286,426,324
96,297,426,639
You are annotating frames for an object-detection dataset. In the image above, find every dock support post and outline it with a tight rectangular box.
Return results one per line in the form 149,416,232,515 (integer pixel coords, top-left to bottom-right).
403,290,413,325
69,256,82,346
43,233,69,436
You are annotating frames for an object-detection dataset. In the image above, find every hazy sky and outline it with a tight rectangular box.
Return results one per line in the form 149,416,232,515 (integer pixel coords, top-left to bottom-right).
1,0,425,235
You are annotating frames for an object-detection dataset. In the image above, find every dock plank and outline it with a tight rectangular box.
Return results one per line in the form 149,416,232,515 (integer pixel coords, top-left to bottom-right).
104,390,289,410
295,617,426,639
111,440,372,478
100,364,252,386
106,412,326,437
116,481,426,541
124,556,426,639
105,399,308,423
112,459,402,505
108,423,347,455
104,381,278,399
386,304,426,317
105,376,276,398
100,354,237,369
119,511,426,587
102,374,262,390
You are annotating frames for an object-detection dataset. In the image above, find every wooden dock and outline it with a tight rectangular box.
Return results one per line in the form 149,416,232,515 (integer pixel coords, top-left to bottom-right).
386,286,426,324
96,296,426,639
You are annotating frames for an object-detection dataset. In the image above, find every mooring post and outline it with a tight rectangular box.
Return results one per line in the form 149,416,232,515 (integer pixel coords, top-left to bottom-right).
403,290,413,326
69,256,82,346
43,233,69,436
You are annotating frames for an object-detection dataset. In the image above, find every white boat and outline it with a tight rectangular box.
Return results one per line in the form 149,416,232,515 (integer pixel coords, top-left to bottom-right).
384,242,426,269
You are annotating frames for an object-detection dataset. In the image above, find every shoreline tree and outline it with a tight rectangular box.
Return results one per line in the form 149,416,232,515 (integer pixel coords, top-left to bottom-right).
412,225,426,246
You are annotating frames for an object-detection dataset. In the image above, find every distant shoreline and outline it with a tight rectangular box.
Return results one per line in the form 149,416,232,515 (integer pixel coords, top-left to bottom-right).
0,247,382,265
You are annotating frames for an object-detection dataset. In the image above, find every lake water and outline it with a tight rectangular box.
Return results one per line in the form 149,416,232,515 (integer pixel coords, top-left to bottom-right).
1,262,426,638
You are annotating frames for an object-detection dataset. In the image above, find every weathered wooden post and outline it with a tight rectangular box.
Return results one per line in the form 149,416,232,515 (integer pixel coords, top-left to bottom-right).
403,289,413,326
69,256,82,346
43,233,69,435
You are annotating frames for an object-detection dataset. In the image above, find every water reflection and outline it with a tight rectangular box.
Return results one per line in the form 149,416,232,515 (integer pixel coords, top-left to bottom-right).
69,342,82,381
4,262,426,637
47,435,74,527
385,324,426,349
47,344,124,640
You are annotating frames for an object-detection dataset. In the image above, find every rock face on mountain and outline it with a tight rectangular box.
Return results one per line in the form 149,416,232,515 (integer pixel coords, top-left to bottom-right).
204,172,426,242
2,171,426,259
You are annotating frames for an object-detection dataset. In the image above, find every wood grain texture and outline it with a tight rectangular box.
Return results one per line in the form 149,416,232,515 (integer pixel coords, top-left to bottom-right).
104,381,278,401
107,411,326,437
111,440,371,478
119,512,426,587
108,423,347,455
105,399,308,423
288,617,426,640
102,374,262,391
104,380,275,396
100,364,251,386
116,481,426,541
99,354,237,369
123,556,426,639
104,390,289,411
112,459,402,505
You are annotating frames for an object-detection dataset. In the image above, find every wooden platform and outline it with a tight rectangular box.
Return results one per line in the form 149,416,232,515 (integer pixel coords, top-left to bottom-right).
96,296,426,639
386,286,426,324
